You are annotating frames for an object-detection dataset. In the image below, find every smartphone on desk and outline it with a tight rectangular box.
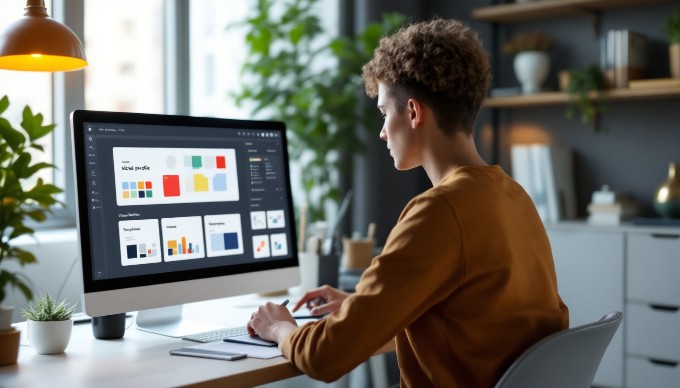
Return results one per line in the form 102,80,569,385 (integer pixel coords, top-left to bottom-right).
224,334,278,347
170,347,247,361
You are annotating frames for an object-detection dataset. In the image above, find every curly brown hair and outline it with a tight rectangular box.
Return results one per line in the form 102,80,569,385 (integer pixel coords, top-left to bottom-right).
362,18,491,135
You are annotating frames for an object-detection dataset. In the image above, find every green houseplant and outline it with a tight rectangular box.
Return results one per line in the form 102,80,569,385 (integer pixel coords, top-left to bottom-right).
232,0,405,222
663,7,680,78
565,64,607,130
21,292,76,354
0,95,63,309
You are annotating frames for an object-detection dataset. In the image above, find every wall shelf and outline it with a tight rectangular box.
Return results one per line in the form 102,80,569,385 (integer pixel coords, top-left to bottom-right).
484,86,680,108
472,0,676,23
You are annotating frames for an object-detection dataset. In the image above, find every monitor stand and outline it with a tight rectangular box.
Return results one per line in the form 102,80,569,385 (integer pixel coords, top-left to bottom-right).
135,305,224,338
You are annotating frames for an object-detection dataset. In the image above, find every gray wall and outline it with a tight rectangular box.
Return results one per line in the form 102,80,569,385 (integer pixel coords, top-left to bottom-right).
351,1,680,245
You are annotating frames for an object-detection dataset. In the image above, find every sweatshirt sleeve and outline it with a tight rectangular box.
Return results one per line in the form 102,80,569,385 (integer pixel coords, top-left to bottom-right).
280,194,465,382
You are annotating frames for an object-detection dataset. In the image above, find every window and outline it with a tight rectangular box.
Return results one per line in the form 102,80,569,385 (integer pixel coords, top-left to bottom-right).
188,0,339,119
188,0,253,119
84,0,164,113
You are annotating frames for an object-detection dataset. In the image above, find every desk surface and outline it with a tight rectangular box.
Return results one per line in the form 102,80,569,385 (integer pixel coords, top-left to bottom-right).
0,294,303,387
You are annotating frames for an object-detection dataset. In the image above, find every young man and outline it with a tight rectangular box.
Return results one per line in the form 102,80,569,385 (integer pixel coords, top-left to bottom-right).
247,18,569,387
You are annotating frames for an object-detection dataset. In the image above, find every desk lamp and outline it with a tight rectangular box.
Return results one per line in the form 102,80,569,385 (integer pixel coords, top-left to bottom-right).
0,0,87,71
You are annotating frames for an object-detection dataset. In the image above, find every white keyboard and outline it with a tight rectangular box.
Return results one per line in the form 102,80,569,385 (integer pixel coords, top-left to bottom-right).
182,326,248,343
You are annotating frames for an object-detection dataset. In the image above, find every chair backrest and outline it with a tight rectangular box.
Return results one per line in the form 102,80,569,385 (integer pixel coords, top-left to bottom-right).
495,311,623,388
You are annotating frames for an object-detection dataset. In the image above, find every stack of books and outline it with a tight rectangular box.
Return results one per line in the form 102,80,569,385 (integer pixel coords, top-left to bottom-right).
511,144,576,223
586,185,638,225
601,29,647,88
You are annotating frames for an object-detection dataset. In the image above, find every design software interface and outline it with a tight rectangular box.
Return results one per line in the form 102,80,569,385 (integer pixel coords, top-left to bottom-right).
81,119,295,284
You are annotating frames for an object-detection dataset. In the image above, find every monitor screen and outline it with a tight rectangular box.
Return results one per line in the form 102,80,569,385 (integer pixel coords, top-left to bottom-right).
71,110,300,335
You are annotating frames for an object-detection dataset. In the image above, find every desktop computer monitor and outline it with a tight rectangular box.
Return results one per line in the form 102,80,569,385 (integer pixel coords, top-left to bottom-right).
71,110,300,337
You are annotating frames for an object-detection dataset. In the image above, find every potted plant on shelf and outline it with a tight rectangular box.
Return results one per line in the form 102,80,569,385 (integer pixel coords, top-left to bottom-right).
232,0,405,223
565,64,607,131
663,7,680,78
21,292,76,354
502,30,552,94
0,95,63,364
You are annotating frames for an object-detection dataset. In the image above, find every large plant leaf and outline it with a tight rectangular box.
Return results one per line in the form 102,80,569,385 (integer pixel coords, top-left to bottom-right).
0,95,9,115
0,117,26,152
21,106,56,142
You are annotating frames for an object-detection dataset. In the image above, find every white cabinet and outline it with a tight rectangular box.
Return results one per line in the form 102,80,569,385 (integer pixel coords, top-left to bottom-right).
626,231,680,387
547,226,624,387
547,223,680,388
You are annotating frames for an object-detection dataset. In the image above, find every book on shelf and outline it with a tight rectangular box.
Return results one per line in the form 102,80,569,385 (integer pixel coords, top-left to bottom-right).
601,29,647,88
511,144,576,223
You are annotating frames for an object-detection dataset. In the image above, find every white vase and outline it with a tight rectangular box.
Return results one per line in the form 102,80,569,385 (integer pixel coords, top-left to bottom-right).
513,51,550,94
27,319,73,354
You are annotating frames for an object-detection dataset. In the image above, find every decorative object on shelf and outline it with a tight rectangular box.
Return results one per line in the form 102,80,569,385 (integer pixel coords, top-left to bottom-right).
663,7,680,78
654,162,680,218
0,0,87,71
565,64,606,130
514,51,550,94
558,70,571,91
503,31,552,94
601,30,647,88
21,292,76,354
0,95,63,362
587,185,638,225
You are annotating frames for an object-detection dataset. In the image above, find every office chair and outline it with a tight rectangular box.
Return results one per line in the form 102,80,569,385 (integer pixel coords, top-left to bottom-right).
495,311,623,388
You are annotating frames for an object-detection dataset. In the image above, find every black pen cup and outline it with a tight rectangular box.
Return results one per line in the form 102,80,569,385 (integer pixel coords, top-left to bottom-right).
92,313,126,340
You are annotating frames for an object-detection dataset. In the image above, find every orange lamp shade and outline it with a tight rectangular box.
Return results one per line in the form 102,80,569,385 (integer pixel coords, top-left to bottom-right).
0,1,87,72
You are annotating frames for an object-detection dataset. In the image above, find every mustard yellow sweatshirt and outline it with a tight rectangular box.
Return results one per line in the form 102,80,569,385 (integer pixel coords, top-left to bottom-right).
282,165,569,386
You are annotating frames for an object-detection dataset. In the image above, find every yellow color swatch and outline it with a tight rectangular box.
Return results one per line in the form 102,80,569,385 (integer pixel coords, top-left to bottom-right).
193,173,209,192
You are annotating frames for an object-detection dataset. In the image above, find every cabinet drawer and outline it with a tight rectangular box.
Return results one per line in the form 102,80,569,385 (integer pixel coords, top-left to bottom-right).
627,303,680,361
626,356,680,388
627,233,680,304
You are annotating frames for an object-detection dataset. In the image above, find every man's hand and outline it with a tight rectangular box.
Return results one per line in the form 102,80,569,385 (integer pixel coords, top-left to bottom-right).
292,285,350,316
247,302,298,344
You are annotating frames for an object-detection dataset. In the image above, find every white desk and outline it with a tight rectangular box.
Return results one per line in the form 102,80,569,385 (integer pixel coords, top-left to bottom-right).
0,294,303,387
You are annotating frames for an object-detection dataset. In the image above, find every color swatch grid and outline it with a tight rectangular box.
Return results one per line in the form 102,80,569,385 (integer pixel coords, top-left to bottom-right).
122,181,153,199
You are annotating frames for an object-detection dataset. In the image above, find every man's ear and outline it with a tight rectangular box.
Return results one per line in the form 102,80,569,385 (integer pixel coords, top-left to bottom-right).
407,98,425,129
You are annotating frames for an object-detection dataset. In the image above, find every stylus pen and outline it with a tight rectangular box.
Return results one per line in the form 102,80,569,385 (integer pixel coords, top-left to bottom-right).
281,299,289,307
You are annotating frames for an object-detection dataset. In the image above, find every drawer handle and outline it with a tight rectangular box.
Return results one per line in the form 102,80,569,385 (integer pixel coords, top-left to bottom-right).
649,304,680,312
650,233,680,239
649,358,679,368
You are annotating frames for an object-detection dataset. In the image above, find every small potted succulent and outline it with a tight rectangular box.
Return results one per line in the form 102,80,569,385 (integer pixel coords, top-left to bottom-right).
502,31,552,93
21,292,77,354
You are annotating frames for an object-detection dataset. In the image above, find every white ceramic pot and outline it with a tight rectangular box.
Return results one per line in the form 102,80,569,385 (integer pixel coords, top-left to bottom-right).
27,319,73,354
513,51,550,94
